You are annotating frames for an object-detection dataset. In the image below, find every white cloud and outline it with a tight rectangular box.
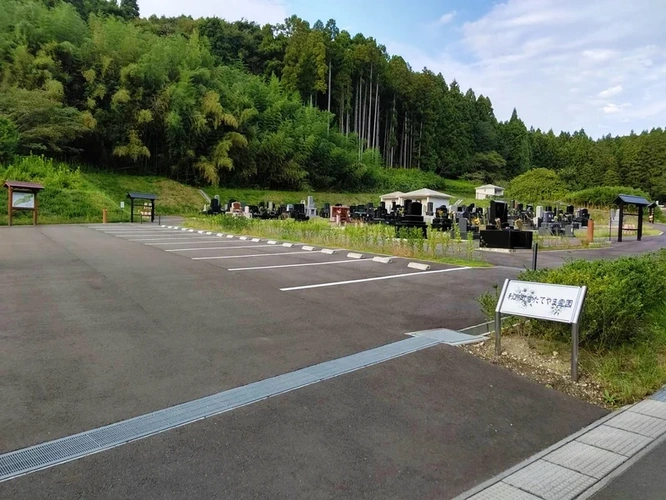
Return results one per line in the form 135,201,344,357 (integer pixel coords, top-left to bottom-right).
598,85,623,98
602,103,622,113
437,11,457,25
138,0,288,25
388,0,666,137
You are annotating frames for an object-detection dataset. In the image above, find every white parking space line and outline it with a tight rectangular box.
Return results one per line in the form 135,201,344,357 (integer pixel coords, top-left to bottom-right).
280,267,472,291
229,259,377,271
147,240,233,245
193,251,313,261
128,236,221,241
111,233,184,237
166,245,267,252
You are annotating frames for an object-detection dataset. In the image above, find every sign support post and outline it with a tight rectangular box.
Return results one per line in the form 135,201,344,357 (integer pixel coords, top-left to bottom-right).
4,181,44,226
495,279,587,381
7,185,12,226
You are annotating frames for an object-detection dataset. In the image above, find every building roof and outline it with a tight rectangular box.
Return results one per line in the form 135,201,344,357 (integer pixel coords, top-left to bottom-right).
127,192,159,201
615,194,651,206
403,188,453,198
476,184,505,190
3,180,45,191
379,191,406,199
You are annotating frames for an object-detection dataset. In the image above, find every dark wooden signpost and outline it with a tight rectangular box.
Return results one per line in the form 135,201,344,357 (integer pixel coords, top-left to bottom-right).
614,194,651,242
127,192,158,223
4,180,45,226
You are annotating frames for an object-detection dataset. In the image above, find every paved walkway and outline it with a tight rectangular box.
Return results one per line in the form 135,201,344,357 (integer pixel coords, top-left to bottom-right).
591,436,666,499
456,386,666,500
0,224,605,499
476,223,666,269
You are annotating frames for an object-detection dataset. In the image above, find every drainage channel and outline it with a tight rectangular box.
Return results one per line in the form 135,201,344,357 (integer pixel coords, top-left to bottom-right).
0,331,478,483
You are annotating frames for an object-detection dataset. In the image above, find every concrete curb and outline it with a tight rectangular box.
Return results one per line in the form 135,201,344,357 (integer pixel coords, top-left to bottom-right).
407,262,431,271
372,256,393,264
455,385,666,500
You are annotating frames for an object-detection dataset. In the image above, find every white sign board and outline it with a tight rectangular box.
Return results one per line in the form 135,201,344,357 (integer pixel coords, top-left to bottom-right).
12,192,35,209
497,280,585,324
120,201,125,209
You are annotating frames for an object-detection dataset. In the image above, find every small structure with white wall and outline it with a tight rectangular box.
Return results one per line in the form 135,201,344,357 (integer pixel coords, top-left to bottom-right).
380,188,453,222
475,184,505,200
379,191,406,209
403,188,452,213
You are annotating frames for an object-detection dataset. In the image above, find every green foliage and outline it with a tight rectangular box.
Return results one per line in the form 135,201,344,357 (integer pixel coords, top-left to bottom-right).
0,116,20,162
1,0,665,196
0,88,86,154
588,304,666,405
362,167,447,192
519,252,666,349
564,186,652,207
187,215,485,267
0,155,203,224
506,168,567,203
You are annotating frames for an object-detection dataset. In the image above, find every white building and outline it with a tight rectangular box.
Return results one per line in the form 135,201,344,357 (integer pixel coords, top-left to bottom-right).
379,191,406,208
380,189,453,221
475,184,505,200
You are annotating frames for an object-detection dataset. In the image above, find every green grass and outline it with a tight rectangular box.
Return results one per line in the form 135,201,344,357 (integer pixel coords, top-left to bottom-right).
0,156,208,225
202,188,381,208
583,304,666,406
0,155,483,225
203,179,480,209
185,215,489,268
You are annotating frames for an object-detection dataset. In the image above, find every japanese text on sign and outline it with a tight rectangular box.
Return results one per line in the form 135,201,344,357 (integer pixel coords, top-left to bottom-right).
497,280,585,324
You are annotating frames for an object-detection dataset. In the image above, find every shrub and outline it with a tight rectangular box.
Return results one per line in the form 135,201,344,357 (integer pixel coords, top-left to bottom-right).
505,168,566,204
0,116,20,162
363,167,447,193
479,251,666,349
564,186,651,207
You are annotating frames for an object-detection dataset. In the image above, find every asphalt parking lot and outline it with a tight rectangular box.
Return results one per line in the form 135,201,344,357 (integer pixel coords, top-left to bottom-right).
0,224,607,499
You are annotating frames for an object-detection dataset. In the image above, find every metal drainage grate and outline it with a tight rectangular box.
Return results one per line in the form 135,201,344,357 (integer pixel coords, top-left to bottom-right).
0,335,445,482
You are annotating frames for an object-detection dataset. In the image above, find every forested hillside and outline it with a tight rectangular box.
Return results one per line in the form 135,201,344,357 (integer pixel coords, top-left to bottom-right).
0,0,664,199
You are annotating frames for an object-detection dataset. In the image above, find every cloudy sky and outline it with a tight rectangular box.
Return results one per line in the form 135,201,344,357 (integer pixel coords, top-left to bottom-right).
139,0,666,137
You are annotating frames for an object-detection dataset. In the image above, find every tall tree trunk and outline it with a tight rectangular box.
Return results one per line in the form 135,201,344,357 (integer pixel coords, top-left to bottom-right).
373,81,379,151
403,113,408,168
327,61,332,133
366,65,373,150
418,121,423,169
354,79,360,134
384,110,389,161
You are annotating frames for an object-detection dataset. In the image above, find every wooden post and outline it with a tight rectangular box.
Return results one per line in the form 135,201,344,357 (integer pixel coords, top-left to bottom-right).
637,206,644,241
587,219,595,244
102,208,108,224
7,186,12,226
33,192,38,225
151,200,155,223
617,203,624,242
130,199,134,223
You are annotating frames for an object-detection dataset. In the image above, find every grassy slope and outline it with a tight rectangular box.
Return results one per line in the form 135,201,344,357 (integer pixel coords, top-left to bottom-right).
202,179,479,208
0,156,478,225
0,172,205,225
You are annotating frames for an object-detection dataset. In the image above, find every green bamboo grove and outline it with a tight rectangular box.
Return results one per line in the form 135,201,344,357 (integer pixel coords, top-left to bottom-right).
0,0,664,199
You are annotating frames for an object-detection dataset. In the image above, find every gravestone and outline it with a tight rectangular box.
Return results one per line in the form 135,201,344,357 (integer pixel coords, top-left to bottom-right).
458,217,468,239
395,201,428,238
536,206,544,219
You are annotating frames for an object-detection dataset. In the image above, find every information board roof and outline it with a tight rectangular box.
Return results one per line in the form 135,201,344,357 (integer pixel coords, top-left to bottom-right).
615,194,651,206
3,180,45,191
127,192,159,201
